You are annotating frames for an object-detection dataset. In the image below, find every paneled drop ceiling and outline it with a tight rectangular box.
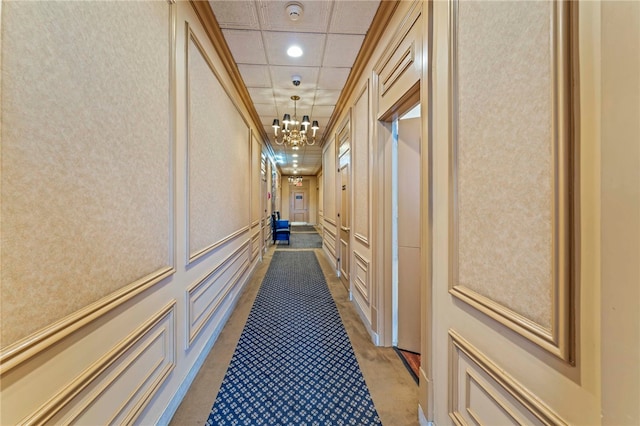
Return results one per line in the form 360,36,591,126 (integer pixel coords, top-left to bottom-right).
207,0,381,176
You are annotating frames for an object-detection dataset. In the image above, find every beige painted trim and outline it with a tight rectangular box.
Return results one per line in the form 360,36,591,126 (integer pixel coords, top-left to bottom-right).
321,1,400,147
448,0,576,362
323,217,337,227
374,0,421,89
381,41,416,96
353,250,371,304
188,226,250,264
464,369,525,426
353,80,371,247
186,241,250,347
448,329,567,426
185,25,252,264
0,271,176,377
20,302,177,425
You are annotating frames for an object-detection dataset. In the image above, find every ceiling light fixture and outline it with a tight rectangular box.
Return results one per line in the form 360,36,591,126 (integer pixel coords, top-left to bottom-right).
288,176,303,185
272,95,319,150
287,46,303,58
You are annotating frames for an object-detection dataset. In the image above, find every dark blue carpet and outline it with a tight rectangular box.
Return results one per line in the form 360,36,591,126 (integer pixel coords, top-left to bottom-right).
206,251,381,425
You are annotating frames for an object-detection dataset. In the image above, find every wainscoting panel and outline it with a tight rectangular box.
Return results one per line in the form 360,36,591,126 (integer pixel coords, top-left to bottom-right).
449,0,575,361
352,251,372,326
251,226,261,261
0,0,174,350
19,303,176,425
353,81,371,246
186,242,251,347
448,330,566,426
186,26,250,263
323,221,337,260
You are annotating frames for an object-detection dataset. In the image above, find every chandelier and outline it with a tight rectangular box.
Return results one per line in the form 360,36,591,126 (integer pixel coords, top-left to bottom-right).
288,176,303,185
272,95,319,150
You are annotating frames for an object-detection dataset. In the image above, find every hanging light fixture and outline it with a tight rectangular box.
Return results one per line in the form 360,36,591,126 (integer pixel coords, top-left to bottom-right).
288,176,303,185
272,95,319,150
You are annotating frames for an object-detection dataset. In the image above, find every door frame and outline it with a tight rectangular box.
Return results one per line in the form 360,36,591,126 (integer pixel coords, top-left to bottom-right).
336,116,351,291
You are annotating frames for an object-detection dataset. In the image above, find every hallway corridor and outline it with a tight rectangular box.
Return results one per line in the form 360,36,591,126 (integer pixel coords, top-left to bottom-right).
170,245,418,425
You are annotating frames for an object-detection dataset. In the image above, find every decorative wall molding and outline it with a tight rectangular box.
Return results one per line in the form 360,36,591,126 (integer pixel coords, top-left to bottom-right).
380,42,415,96
188,226,250,264
353,251,371,304
448,0,576,362
353,81,371,247
0,267,175,376
373,0,422,116
186,241,250,347
21,302,176,425
185,25,251,264
324,217,337,227
0,3,176,354
448,330,567,426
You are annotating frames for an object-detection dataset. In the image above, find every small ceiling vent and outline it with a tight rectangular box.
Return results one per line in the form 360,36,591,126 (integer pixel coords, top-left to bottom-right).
286,2,304,21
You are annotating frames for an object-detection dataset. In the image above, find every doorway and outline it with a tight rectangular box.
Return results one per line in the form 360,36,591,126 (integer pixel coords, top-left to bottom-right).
291,187,309,224
393,104,422,378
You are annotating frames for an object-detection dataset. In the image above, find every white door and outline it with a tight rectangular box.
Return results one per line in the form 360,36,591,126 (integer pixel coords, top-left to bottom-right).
396,113,421,354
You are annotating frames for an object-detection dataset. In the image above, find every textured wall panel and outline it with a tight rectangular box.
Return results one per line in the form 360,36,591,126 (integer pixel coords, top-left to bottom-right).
251,133,262,224
353,83,371,245
187,31,250,261
454,1,552,327
1,1,172,347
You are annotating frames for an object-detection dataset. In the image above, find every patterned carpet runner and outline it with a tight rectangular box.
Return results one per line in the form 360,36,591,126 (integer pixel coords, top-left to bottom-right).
206,251,381,425
276,232,322,249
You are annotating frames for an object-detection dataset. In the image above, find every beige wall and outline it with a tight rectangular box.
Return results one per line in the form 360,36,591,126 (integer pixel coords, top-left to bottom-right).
280,176,318,224
600,1,640,423
0,2,268,423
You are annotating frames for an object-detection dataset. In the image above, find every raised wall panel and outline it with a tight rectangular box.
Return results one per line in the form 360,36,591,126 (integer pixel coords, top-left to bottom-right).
448,330,566,426
187,28,250,263
323,140,337,222
374,0,422,117
251,133,262,225
449,0,575,360
0,0,174,350
353,81,371,246
18,303,176,425
186,242,250,347
353,251,371,308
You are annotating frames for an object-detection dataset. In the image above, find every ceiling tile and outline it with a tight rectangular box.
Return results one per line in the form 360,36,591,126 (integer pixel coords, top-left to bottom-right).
322,34,365,67
317,67,351,90
254,103,278,117
248,87,276,104
314,89,341,106
222,29,267,64
208,1,260,30
238,64,271,88
329,1,380,34
263,32,325,67
258,0,332,33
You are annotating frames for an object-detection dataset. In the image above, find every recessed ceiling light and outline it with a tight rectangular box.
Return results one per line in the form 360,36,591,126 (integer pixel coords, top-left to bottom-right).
292,154,299,157
287,45,303,58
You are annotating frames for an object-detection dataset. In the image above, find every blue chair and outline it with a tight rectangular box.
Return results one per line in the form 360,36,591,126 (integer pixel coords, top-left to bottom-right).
271,214,290,245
